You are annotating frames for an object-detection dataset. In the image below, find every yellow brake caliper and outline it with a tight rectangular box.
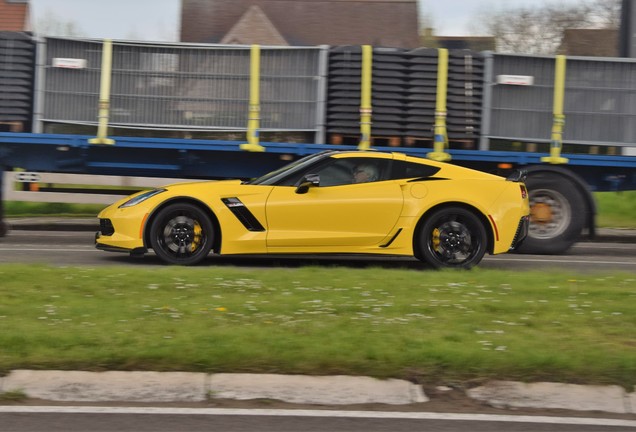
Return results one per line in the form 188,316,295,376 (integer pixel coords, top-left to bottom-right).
432,228,441,252
191,222,202,252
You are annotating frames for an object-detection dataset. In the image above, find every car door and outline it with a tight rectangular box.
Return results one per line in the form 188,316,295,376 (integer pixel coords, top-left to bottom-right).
265,157,404,249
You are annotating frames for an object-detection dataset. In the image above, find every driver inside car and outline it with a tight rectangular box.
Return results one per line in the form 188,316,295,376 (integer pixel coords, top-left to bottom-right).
352,163,379,183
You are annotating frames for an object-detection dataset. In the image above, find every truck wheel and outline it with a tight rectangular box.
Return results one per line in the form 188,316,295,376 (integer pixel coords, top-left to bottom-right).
516,172,586,254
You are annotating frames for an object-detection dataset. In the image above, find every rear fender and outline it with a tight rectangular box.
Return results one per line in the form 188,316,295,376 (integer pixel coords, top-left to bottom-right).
413,202,496,257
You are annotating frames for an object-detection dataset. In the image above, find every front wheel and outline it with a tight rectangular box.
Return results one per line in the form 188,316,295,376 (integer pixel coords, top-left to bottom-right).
417,207,488,269
149,203,214,265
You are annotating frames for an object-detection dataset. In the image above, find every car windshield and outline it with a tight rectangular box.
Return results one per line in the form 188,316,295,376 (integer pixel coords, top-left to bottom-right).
246,151,332,185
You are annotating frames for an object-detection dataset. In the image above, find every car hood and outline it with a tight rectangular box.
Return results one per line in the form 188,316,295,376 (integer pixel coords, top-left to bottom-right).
159,179,275,200
162,179,243,191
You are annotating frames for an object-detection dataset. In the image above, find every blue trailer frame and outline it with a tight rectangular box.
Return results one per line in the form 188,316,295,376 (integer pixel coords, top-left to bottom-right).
2,132,635,188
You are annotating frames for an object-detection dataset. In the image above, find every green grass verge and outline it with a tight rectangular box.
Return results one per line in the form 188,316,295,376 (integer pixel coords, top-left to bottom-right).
0,390,27,402
1,264,634,387
4,201,106,217
595,191,636,228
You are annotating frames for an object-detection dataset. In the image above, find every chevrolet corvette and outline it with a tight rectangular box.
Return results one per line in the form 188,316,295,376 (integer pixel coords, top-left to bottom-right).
96,150,529,269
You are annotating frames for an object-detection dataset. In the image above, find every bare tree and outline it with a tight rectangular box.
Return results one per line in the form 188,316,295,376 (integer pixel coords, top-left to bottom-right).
474,0,620,54
590,0,622,29
418,0,439,47
35,9,86,37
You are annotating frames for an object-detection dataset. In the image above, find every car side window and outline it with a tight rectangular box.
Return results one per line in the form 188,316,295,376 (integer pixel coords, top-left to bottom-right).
314,159,355,186
281,158,392,187
389,160,440,180
276,158,353,187
319,158,390,186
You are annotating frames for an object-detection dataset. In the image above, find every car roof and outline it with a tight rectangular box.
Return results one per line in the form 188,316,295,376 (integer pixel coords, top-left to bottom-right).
327,150,437,165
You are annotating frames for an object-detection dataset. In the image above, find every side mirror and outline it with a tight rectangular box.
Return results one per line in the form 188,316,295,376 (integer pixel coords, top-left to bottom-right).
296,174,320,194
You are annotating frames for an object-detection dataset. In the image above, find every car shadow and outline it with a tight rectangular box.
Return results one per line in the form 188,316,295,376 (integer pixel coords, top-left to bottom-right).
102,253,426,270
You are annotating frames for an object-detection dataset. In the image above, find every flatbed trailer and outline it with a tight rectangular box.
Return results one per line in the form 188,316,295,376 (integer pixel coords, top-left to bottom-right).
2,35,636,254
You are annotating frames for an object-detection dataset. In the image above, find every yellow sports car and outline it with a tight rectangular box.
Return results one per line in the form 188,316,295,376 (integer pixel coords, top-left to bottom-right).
96,150,529,269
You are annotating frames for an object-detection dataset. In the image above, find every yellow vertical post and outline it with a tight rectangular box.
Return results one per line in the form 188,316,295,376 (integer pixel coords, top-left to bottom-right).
89,39,115,145
542,55,568,164
240,44,265,152
427,48,450,161
358,45,373,150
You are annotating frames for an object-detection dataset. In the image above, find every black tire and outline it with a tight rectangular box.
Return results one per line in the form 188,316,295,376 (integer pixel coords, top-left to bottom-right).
516,172,586,255
417,207,488,269
149,203,214,265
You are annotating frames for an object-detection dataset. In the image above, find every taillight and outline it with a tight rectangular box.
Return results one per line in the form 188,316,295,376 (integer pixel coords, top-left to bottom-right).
520,184,528,199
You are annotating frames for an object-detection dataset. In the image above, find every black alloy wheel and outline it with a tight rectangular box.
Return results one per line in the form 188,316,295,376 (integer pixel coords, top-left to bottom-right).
149,203,214,265
418,207,488,269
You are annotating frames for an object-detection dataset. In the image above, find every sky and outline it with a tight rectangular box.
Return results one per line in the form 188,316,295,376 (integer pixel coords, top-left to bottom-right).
28,0,587,41
419,0,584,36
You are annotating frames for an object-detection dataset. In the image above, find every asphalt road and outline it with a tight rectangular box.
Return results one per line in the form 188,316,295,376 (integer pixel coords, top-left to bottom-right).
0,230,635,272
2,230,636,431
2,407,636,432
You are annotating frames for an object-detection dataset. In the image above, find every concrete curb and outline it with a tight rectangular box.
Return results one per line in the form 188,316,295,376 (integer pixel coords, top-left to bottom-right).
1,371,208,403
2,371,635,413
208,374,428,405
0,371,426,406
467,381,635,414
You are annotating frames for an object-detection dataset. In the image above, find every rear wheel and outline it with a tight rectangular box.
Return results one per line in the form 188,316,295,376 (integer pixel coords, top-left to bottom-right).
418,207,488,269
149,203,214,265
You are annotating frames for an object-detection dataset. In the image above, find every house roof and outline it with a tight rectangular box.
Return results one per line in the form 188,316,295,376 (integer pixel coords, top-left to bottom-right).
180,0,420,48
221,5,288,45
0,0,30,31
559,29,618,57
0,0,31,31
435,36,496,52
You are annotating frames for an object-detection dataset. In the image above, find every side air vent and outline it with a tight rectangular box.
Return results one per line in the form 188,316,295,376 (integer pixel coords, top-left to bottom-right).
221,198,265,232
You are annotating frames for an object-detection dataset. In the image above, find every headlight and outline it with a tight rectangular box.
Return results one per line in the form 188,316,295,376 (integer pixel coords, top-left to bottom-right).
118,189,166,208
